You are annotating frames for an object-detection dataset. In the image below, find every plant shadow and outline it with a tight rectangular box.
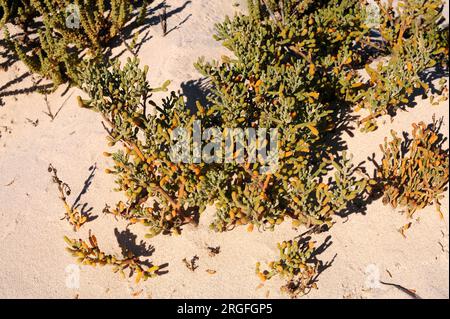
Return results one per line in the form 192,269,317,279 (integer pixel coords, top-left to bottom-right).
283,234,336,297
180,77,211,114
0,71,53,103
115,227,155,258
114,227,169,275
111,0,192,58
0,38,19,71
72,163,98,223
392,64,449,117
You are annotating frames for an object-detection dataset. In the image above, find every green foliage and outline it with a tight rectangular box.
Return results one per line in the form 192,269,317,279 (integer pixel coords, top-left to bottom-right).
78,58,214,237
2,0,151,87
77,52,369,236
377,118,449,218
73,0,372,239
256,237,319,298
356,0,449,130
241,1,450,132
72,0,448,241
195,0,369,232
1,1,38,29
42,0,449,291
64,233,161,283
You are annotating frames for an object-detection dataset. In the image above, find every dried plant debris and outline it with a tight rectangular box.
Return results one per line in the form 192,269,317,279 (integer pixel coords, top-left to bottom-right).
377,118,449,219
398,222,412,238
64,231,161,283
25,118,38,127
207,246,221,257
4,178,15,186
42,94,56,120
130,289,144,297
379,280,421,299
0,125,12,138
183,255,199,272
159,5,168,36
49,164,87,231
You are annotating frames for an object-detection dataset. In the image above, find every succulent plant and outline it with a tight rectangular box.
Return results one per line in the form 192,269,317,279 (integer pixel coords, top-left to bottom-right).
196,0,369,232
64,232,161,283
72,0,372,238
356,0,449,131
77,52,370,236
2,0,152,87
41,0,449,291
78,57,217,237
377,117,449,218
256,237,319,298
48,164,88,231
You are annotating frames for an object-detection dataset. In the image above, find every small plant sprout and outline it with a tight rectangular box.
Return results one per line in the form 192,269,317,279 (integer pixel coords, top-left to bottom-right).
64,231,161,283
48,164,87,231
256,238,320,298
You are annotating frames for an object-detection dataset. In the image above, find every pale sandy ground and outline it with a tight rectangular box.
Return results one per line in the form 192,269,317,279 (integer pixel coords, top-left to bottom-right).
0,0,448,299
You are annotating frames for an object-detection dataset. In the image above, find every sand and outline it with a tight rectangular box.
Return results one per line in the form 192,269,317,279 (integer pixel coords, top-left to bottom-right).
0,0,448,299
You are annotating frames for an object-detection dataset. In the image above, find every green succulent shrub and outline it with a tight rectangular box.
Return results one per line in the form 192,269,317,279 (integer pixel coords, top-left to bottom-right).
195,0,370,232
377,118,449,219
356,0,449,131
77,58,366,237
57,0,448,290
1,0,152,87
78,58,217,237
0,0,35,29
76,0,370,238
